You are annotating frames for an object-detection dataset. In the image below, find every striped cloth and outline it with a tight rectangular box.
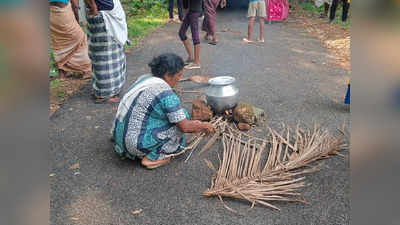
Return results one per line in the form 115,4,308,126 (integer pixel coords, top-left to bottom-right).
86,13,126,98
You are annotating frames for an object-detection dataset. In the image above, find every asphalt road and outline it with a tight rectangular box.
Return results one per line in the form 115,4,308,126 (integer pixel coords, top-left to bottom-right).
50,9,350,225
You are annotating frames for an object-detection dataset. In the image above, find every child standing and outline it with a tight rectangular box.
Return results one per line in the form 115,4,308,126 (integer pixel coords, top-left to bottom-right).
243,0,266,43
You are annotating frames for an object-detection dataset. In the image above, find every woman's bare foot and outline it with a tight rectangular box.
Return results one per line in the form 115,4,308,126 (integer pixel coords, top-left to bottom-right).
141,156,171,169
204,34,210,41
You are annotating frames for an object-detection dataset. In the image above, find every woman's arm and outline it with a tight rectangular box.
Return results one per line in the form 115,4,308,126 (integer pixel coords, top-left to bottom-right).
70,0,80,23
84,0,98,15
177,119,215,134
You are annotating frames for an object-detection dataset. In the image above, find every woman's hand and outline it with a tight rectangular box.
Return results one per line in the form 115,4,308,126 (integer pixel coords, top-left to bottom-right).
201,122,215,135
177,119,215,134
89,5,99,16
84,0,99,16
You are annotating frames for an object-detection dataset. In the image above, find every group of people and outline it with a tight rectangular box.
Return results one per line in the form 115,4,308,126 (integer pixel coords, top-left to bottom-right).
50,0,128,103
50,0,216,168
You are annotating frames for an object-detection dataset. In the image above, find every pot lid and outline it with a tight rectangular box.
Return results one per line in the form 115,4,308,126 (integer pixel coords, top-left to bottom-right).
208,76,236,86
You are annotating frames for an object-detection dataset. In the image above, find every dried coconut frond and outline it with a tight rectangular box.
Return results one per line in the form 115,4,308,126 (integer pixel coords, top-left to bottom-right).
203,124,347,211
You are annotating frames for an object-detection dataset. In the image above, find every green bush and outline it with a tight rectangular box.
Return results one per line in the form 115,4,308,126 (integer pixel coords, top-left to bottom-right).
122,0,168,16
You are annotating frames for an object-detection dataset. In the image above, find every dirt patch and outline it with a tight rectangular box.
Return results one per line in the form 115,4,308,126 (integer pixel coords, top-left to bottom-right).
50,77,90,116
288,5,350,71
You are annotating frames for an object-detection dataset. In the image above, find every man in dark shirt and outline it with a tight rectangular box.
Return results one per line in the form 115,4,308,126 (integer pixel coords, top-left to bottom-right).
179,0,203,69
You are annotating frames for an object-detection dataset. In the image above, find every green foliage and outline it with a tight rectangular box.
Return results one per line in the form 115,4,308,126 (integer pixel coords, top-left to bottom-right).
296,0,350,28
57,90,66,99
123,0,169,47
297,1,324,13
122,0,168,16
50,79,63,88
49,48,58,78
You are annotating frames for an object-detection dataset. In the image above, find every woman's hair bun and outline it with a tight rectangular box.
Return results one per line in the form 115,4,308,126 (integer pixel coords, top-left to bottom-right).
148,53,184,78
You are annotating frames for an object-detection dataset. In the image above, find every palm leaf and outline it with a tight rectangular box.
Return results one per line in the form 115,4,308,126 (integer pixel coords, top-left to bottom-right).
203,123,347,211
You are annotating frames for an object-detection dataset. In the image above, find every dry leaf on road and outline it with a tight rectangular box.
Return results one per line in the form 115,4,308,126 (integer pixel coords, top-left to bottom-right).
131,209,142,215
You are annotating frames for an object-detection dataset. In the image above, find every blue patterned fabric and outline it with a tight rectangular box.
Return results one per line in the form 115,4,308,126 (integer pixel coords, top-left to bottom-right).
113,78,189,161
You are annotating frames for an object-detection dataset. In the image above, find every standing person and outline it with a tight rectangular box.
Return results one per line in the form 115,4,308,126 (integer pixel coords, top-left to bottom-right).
265,0,289,24
50,0,92,79
243,0,266,43
112,53,215,169
202,0,226,45
314,0,332,18
329,0,350,24
168,0,184,22
179,0,203,69
84,0,128,103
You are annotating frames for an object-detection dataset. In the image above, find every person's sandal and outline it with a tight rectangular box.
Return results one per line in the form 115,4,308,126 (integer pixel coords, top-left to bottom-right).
184,62,201,70
184,59,194,65
141,156,171,169
257,39,265,43
242,38,253,43
208,40,218,45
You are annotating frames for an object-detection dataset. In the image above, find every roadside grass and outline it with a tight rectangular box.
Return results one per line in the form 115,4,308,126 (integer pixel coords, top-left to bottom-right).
296,1,350,29
124,4,169,47
50,79,63,88
49,48,58,78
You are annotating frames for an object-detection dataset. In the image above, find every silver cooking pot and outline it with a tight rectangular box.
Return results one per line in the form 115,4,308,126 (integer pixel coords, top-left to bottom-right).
205,76,239,114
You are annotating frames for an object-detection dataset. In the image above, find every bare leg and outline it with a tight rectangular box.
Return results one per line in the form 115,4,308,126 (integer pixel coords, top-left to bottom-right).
212,33,217,43
193,44,200,64
183,39,193,61
320,2,329,18
324,2,330,17
247,17,255,40
204,33,210,40
259,17,264,41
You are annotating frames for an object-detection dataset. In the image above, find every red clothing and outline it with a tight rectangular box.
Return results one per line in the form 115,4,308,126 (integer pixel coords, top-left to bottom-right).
265,0,289,21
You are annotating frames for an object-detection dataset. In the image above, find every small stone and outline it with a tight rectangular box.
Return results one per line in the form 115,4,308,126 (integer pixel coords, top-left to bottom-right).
238,123,251,131
192,99,213,121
